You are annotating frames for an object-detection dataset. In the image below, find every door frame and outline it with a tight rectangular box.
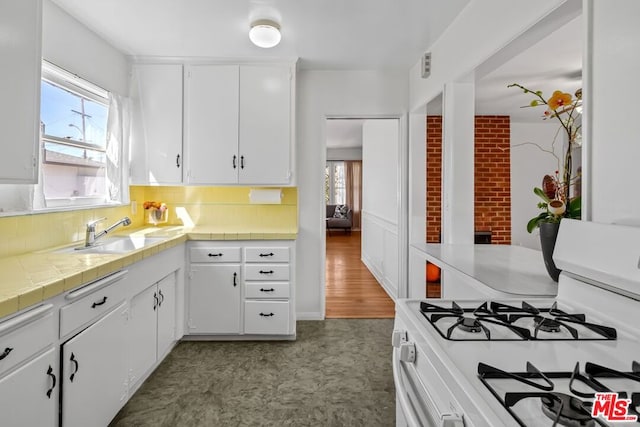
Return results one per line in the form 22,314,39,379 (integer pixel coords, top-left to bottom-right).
320,114,408,318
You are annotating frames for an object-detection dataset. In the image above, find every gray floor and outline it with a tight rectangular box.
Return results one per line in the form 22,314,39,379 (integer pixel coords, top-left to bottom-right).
110,319,396,426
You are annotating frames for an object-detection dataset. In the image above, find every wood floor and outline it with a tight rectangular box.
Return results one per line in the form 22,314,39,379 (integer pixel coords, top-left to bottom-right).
325,231,395,318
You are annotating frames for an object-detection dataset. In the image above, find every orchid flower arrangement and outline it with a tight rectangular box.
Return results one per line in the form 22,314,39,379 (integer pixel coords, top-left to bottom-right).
507,83,582,233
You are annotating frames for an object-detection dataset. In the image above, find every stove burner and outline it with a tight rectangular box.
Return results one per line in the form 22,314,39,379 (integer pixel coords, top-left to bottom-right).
535,317,562,333
540,393,595,427
459,317,482,333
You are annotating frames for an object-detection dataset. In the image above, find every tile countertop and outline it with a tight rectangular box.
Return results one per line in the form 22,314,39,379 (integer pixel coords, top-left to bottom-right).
0,225,297,318
414,243,558,297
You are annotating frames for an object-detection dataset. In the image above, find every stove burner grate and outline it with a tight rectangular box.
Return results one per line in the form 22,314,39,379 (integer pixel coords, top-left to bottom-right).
478,361,640,427
540,392,596,427
419,300,617,341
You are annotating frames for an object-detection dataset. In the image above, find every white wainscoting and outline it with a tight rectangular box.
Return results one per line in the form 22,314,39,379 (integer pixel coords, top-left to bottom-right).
361,210,399,300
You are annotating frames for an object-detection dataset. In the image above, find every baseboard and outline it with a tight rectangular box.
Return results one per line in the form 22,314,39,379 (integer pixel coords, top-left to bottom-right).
361,256,397,301
296,311,324,320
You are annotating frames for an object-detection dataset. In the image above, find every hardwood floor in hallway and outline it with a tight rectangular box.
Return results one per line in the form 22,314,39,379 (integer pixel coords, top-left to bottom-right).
325,231,395,318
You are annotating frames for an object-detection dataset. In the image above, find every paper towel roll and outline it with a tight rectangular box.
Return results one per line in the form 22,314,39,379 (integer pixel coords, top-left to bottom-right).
249,188,282,204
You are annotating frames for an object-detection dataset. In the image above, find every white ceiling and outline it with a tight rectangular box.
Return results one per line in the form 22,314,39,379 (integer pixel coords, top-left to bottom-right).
51,0,470,70
326,119,365,149
475,16,582,122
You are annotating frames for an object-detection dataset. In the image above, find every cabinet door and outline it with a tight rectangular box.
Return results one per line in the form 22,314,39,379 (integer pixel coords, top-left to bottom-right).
189,265,241,334
128,284,158,388
184,65,239,184
0,0,41,183
0,348,57,427
239,65,291,184
157,273,176,359
62,302,128,427
132,63,183,184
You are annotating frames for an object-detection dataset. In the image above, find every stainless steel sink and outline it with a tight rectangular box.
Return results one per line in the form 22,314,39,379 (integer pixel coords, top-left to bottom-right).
54,236,166,254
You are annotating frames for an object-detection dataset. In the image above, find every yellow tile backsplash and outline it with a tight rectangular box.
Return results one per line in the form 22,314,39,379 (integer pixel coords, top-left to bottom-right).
0,186,297,258
0,205,133,258
130,186,297,232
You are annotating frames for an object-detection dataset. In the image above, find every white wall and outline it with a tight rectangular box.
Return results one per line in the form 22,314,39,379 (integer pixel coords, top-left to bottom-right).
362,120,399,224
585,0,640,225
326,147,362,161
296,70,408,319
42,0,130,95
361,120,400,299
511,122,565,249
0,1,130,215
409,0,570,111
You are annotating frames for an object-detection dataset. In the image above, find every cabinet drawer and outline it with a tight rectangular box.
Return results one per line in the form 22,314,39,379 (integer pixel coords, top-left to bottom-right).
244,247,289,263
0,307,55,377
60,272,127,338
244,264,289,281
245,282,290,299
190,247,241,263
244,301,289,335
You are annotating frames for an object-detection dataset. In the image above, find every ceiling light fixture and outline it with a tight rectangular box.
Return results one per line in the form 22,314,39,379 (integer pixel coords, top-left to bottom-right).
249,19,281,48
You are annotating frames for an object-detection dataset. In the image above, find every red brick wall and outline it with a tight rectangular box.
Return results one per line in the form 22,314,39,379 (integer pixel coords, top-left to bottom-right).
426,116,442,243
425,116,511,244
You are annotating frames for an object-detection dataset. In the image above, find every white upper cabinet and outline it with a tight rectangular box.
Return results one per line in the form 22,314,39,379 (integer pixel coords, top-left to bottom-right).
184,65,240,184
130,63,183,185
0,0,42,184
238,65,292,184
184,63,293,185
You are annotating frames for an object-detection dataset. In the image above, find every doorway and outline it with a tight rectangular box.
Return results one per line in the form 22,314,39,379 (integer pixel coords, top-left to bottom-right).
324,118,397,318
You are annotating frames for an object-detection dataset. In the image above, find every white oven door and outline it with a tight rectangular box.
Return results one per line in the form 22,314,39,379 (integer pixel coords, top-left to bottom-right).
392,333,465,427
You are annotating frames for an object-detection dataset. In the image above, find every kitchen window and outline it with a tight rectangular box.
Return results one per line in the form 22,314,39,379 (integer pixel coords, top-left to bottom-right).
36,61,128,209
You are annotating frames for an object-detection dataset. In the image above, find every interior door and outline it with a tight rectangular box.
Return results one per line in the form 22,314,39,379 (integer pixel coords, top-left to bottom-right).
61,302,128,427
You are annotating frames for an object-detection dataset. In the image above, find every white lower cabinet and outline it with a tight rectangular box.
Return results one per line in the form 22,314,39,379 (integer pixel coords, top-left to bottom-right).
157,274,177,358
129,272,177,387
61,302,129,427
187,241,295,338
0,347,57,427
188,264,241,334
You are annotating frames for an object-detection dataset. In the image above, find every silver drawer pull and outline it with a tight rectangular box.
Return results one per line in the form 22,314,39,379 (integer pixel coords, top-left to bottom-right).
260,288,275,292
259,270,274,274
259,312,274,317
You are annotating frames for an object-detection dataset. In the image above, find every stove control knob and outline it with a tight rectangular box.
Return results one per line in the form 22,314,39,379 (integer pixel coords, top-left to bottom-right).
391,330,407,348
399,342,416,363
441,414,464,427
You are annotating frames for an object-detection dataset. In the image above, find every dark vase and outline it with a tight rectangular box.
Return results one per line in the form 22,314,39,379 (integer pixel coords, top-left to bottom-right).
539,222,561,282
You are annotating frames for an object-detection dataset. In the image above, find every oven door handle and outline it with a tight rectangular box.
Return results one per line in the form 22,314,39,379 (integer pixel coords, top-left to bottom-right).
393,350,422,427
393,347,465,427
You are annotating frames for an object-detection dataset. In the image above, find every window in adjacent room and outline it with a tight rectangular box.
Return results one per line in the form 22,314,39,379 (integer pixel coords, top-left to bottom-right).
325,161,346,205
38,61,122,208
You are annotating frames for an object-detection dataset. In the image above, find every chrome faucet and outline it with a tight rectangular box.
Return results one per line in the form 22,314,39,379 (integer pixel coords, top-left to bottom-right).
84,217,132,247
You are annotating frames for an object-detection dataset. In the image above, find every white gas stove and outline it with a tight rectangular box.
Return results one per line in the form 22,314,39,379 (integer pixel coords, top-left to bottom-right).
393,220,640,427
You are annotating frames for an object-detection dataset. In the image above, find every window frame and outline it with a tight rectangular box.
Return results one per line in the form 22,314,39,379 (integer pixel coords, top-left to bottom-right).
36,61,122,210
325,161,346,205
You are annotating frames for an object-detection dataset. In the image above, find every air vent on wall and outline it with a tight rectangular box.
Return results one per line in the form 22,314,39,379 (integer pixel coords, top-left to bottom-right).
421,52,432,78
